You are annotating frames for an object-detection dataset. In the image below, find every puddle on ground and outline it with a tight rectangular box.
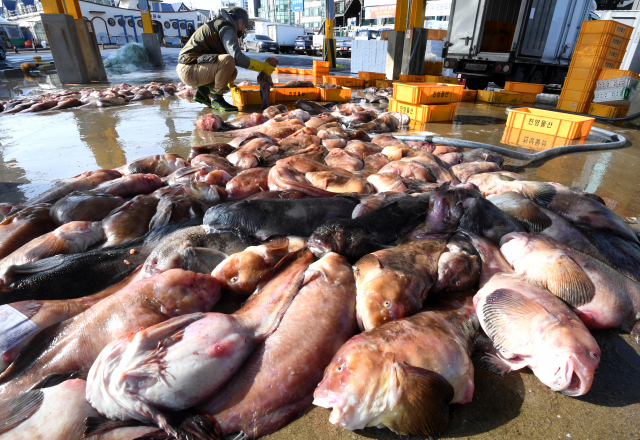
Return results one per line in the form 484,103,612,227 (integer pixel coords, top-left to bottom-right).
1,71,639,440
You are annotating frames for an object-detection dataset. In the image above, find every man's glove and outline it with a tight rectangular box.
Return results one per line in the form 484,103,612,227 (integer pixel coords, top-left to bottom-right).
228,82,240,94
247,58,275,76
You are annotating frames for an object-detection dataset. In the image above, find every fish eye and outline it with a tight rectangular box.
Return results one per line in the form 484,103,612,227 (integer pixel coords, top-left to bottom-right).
230,276,238,283
336,366,343,372
383,301,391,308
591,352,599,359
454,279,461,287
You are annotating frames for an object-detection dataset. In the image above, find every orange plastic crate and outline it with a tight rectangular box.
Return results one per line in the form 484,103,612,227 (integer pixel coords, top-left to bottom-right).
580,19,633,39
571,56,621,70
314,67,330,75
566,66,602,81
388,98,457,122
576,32,629,50
476,90,523,105
399,74,426,82
231,86,275,107
376,79,394,88
588,103,624,118
598,69,640,81
273,87,320,102
323,75,366,88
563,77,597,92
461,89,477,101
556,99,589,114
516,92,538,104
501,128,586,150
560,88,594,103
393,83,463,104
358,71,386,81
508,107,594,139
319,87,352,102
504,82,544,94
574,44,623,62
314,60,330,69
274,67,298,74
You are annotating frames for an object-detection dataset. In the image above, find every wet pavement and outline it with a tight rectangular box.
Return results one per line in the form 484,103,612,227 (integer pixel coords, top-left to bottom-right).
1,51,639,440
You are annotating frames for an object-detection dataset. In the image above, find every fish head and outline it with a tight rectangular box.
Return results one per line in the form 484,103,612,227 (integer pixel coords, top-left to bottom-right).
313,338,402,430
354,254,409,330
308,221,356,258
151,269,221,316
212,251,266,294
533,314,600,396
432,251,480,292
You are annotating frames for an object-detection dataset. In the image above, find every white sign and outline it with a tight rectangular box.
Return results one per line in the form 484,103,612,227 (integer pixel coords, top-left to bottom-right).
0,305,39,353
425,1,451,16
426,20,449,30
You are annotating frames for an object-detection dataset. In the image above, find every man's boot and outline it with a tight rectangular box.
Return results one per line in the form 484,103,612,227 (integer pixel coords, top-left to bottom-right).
194,86,212,107
210,92,238,112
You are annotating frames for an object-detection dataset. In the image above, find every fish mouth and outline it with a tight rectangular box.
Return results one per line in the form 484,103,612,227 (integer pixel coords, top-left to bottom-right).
561,359,592,397
313,391,348,426
308,236,334,258
499,231,528,247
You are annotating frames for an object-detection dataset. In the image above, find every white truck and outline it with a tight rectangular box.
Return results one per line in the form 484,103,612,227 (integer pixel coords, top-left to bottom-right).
267,24,305,54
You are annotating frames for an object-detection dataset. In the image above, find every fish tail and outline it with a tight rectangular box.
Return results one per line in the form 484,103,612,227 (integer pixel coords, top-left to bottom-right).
0,389,44,435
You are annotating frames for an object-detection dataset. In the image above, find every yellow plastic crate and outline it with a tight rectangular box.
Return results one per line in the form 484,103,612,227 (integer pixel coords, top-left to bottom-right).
319,87,352,102
576,32,629,50
273,87,320,102
274,67,298,74
399,74,426,82
588,103,624,118
566,66,602,81
563,77,597,92
501,128,585,150
476,90,523,105
393,83,464,104
301,68,315,75
439,77,459,84
580,19,633,39
376,79,394,88
556,99,590,114
313,61,330,69
504,82,544,94
388,98,457,122
323,75,366,88
358,71,386,80
231,86,276,107
598,69,640,81
508,107,594,139
423,61,443,75
559,88,594,103
515,92,538,104
571,56,621,70
574,44,623,62
461,89,477,101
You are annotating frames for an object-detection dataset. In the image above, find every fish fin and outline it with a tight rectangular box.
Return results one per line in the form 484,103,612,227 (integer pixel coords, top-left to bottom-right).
526,183,556,208
133,430,172,440
0,389,44,435
10,255,66,274
84,416,147,436
30,370,88,390
148,202,177,230
134,410,222,440
482,288,546,354
511,204,552,233
6,300,43,320
632,321,640,340
262,236,289,252
472,334,514,376
355,253,382,270
389,362,453,438
254,249,305,292
203,203,267,237
180,247,228,274
520,253,595,307
301,267,323,286
22,235,67,262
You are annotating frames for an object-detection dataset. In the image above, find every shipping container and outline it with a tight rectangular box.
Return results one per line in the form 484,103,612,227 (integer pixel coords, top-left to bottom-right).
443,0,592,89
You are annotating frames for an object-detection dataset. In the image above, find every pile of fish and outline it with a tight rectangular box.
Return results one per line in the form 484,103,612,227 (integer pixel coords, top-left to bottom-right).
194,99,408,134
0,115,639,440
0,82,192,115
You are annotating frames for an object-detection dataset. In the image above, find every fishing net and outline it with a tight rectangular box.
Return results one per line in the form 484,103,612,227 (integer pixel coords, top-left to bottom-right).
103,43,152,74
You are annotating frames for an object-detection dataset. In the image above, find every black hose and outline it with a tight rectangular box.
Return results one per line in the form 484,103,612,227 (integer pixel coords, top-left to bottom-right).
392,126,628,161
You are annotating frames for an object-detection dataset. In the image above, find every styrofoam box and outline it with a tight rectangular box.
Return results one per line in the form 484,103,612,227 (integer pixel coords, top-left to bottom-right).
595,76,639,91
593,86,636,106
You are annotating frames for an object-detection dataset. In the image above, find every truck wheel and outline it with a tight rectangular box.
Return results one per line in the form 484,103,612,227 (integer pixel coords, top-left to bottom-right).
464,77,489,90
529,69,544,84
275,50,280,54
306,50,313,56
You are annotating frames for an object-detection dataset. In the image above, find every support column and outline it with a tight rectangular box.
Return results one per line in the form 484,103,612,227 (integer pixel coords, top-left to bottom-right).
41,13,90,84
401,0,427,76
139,0,163,66
323,0,336,68
385,0,408,80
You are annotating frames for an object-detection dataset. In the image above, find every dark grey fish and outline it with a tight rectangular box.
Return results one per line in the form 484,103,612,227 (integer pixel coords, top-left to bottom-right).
140,225,258,278
203,197,360,240
460,149,504,166
458,196,526,244
308,195,432,261
149,195,207,230
295,99,332,114
1,220,199,304
577,227,640,283
188,143,234,160
49,191,124,226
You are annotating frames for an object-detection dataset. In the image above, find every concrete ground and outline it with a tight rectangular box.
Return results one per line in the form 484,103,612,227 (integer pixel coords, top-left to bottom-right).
0,46,639,440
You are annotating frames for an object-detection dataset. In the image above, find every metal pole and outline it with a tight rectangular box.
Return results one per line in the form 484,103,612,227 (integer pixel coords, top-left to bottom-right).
323,0,336,67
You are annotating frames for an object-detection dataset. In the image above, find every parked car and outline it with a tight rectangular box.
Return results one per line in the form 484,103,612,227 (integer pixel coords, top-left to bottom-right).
336,37,352,57
0,39,6,61
295,35,313,55
242,34,280,53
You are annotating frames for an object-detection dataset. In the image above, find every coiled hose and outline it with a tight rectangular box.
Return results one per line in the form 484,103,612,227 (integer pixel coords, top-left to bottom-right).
393,126,628,161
